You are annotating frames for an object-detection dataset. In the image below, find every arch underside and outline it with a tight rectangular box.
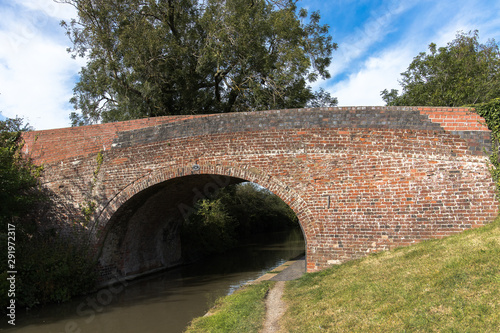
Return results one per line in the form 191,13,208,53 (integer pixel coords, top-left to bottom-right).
95,165,313,282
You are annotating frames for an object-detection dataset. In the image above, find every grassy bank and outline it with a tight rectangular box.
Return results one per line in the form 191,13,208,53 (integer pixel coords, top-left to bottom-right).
186,217,500,332
284,217,500,332
185,281,273,332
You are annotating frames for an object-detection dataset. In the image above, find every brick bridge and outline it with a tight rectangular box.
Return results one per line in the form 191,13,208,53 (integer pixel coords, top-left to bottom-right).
22,107,498,283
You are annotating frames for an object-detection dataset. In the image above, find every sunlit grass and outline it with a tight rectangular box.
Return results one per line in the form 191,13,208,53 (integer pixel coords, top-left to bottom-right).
184,217,500,332
281,217,500,332
184,281,273,333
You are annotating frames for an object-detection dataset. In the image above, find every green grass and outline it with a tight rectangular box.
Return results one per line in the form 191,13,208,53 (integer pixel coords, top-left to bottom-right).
184,217,500,332
184,281,273,333
282,217,500,332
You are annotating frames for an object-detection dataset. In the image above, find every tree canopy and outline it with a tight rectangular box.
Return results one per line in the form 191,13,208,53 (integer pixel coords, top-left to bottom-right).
61,0,338,125
381,30,500,107
0,117,40,232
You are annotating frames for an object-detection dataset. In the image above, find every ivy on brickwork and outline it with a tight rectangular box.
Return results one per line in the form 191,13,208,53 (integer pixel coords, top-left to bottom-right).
94,150,104,179
81,150,104,226
81,200,97,226
474,98,500,198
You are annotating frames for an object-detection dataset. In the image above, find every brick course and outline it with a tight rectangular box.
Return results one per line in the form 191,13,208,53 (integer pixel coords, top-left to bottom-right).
22,107,498,281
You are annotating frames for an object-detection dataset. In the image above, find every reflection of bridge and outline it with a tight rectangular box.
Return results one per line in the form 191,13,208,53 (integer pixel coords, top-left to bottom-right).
22,107,497,283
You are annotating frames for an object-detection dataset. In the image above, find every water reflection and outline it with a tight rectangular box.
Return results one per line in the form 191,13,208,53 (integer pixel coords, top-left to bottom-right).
2,229,304,333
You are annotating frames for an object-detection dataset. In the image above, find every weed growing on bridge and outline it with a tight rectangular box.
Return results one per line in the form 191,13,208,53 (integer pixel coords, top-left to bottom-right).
80,150,105,228
81,201,97,226
475,98,500,199
94,150,104,177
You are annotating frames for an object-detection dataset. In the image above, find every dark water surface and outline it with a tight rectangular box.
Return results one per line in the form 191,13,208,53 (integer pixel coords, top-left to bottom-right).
2,229,305,333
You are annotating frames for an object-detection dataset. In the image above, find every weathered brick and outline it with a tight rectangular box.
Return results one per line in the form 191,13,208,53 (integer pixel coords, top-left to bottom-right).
21,107,498,282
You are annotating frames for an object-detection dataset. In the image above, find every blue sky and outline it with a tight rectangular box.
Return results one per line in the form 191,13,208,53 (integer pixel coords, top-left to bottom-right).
1,0,499,130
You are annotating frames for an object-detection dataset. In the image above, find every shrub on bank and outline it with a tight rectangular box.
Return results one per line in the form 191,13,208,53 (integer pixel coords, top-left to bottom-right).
0,117,97,309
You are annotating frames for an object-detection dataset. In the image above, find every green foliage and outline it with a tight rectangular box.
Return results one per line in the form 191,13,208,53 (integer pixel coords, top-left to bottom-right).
306,88,338,108
0,118,41,233
0,117,97,309
81,200,97,226
223,183,299,237
94,150,104,178
60,0,337,125
473,98,500,197
382,30,500,106
181,182,299,258
182,197,238,256
185,281,272,332
4,232,97,308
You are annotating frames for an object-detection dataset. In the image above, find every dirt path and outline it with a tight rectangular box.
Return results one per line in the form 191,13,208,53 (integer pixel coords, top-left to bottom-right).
256,257,305,332
261,281,286,333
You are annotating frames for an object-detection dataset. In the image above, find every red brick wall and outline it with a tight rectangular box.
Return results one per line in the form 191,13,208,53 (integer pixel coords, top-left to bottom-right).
418,107,488,131
22,107,497,278
21,114,212,165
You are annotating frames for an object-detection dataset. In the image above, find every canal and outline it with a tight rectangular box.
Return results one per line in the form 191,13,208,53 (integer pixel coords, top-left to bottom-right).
3,229,305,333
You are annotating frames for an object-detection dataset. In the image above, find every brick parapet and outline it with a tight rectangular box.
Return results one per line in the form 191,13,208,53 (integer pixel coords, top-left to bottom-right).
21,107,490,166
20,114,211,165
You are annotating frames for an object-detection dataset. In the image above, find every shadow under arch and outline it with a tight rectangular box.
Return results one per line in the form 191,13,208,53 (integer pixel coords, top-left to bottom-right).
94,162,315,283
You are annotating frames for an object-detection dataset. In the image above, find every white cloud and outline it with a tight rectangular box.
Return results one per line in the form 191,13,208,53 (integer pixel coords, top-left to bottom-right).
0,1,82,130
323,0,500,106
329,48,413,106
0,37,82,129
16,0,77,21
326,0,419,80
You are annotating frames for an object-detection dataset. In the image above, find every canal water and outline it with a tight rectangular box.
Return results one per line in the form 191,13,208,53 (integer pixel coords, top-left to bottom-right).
2,229,305,333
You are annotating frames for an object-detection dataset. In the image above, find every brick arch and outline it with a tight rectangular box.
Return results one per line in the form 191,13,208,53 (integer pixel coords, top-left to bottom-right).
97,162,315,234
94,162,315,279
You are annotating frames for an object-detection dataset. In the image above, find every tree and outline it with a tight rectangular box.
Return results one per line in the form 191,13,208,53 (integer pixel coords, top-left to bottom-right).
221,182,298,236
60,0,337,125
180,182,299,258
0,117,39,232
182,197,238,256
306,88,338,108
0,117,97,308
381,30,500,106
